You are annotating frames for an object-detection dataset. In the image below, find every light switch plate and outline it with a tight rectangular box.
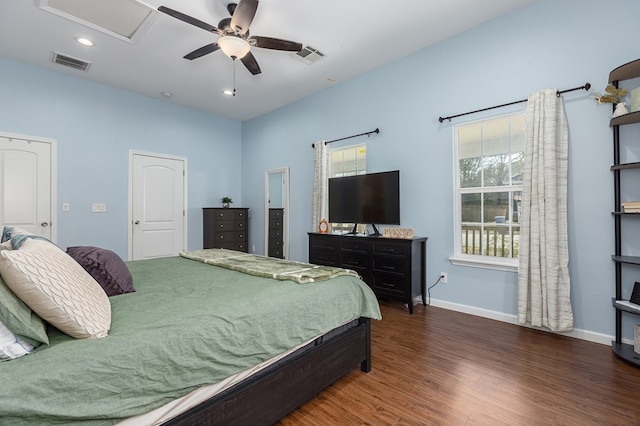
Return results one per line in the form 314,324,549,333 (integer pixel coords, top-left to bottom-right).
91,203,106,213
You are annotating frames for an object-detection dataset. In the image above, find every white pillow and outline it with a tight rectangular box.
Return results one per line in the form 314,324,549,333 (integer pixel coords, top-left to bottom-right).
0,319,35,360
0,239,111,339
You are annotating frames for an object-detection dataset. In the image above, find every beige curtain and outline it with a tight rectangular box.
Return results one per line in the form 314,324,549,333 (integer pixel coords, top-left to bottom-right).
517,88,574,332
312,141,329,231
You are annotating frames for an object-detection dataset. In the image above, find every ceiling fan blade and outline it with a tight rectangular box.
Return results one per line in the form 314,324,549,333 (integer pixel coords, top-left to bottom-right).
240,52,262,75
230,0,258,36
250,36,302,52
183,43,220,60
158,6,221,34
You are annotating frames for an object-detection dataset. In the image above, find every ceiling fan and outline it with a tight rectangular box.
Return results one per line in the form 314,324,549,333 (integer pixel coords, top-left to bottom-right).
158,0,303,75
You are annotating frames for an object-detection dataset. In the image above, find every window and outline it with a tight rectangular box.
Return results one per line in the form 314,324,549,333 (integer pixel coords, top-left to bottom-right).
330,144,366,233
452,113,525,270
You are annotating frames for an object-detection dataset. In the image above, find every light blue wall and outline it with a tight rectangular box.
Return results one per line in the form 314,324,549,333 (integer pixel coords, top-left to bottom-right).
0,57,242,257
241,0,640,337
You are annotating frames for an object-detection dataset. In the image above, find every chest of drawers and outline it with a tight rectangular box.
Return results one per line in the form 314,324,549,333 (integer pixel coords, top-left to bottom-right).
268,208,284,258
203,208,248,252
309,232,427,313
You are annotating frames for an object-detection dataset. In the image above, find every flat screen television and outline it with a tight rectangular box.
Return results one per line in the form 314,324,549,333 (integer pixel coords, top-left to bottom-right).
328,170,400,235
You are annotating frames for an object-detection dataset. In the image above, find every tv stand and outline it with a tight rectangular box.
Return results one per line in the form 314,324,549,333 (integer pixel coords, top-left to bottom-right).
308,233,428,314
344,224,382,236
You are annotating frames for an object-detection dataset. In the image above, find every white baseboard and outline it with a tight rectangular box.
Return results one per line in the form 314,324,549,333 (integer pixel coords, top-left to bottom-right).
425,298,618,346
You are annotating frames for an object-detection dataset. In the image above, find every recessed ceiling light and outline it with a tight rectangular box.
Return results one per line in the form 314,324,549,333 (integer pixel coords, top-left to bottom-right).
161,91,173,99
75,37,94,47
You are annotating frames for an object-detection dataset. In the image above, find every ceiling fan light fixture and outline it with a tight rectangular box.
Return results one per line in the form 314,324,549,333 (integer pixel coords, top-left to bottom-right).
217,36,250,59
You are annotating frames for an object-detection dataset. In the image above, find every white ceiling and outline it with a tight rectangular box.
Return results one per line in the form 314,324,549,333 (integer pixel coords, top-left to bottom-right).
0,0,535,121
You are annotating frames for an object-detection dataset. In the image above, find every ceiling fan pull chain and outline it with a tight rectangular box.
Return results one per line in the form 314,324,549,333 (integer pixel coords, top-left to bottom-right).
233,58,237,97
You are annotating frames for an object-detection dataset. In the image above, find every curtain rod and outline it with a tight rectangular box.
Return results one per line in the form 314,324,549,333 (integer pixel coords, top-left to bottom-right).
311,128,379,148
438,82,591,123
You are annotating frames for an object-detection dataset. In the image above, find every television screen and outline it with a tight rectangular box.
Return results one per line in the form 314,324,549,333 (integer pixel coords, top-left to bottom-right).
328,170,400,226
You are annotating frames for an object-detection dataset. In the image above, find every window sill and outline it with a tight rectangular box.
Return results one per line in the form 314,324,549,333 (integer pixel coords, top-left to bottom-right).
449,255,518,272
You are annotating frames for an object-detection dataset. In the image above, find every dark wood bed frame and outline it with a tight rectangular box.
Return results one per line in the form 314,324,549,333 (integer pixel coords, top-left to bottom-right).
164,317,371,425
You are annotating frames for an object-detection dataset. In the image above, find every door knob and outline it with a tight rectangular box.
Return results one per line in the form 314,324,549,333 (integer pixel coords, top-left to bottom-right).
134,220,140,225
41,222,49,227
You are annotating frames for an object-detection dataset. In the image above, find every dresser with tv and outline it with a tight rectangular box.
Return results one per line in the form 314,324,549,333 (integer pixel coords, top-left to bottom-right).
308,232,427,314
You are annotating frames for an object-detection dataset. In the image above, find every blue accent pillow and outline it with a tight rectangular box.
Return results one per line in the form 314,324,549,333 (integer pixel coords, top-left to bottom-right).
1,226,52,249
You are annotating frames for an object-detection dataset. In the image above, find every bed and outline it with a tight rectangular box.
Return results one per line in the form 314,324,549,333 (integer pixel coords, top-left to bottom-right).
0,244,381,425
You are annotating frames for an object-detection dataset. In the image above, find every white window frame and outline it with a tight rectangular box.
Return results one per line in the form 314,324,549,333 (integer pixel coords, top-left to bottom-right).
449,112,524,272
329,143,366,233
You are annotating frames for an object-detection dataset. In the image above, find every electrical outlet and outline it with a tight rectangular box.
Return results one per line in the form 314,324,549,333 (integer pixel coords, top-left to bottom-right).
440,272,448,284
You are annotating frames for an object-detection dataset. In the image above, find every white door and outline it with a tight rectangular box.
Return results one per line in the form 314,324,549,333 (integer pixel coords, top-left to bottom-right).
130,152,185,260
0,135,53,240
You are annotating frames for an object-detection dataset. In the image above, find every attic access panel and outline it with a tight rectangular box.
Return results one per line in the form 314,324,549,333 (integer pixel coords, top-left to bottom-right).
39,0,156,43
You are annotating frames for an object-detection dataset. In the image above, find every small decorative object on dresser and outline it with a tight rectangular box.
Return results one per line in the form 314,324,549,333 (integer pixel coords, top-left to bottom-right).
318,218,329,234
220,196,233,208
382,227,415,239
203,207,248,252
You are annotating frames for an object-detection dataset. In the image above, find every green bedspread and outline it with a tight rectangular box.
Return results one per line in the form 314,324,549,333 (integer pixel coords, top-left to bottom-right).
0,256,380,425
180,248,360,283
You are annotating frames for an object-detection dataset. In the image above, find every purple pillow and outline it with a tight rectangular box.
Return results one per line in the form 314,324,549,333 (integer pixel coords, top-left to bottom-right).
66,246,134,297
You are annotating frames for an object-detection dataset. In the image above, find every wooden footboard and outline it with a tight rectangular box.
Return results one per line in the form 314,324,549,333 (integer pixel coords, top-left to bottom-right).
164,318,371,426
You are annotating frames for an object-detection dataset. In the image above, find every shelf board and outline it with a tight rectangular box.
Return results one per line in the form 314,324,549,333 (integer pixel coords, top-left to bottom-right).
612,341,640,367
612,298,640,315
610,110,640,127
612,255,640,265
612,211,640,215
611,161,640,171
609,58,640,83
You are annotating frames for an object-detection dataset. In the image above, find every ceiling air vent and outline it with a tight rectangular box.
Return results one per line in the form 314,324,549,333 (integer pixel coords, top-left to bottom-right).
51,51,92,72
291,45,325,64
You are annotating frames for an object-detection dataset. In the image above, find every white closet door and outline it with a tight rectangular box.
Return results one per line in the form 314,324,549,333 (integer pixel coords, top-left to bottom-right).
0,136,52,239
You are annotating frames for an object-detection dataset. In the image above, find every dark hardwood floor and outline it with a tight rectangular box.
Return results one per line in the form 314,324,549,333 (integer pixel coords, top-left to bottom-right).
278,301,640,425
